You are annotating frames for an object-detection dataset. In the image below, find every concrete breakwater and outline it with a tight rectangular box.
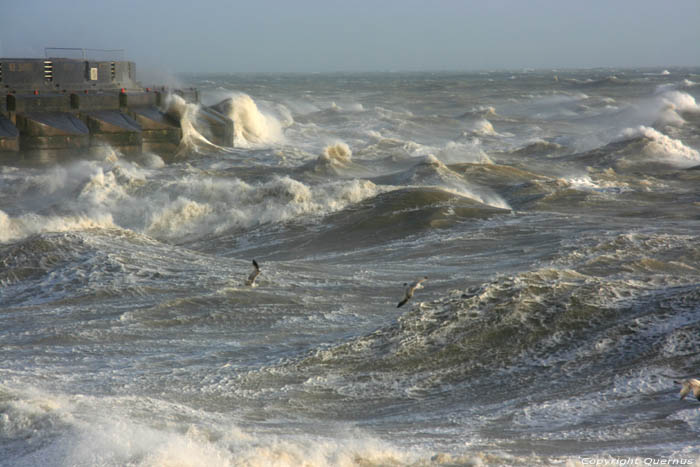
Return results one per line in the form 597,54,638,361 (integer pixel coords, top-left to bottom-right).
0,57,233,163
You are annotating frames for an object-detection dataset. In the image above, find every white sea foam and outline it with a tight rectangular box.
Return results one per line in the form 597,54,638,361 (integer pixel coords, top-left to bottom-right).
144,175,379,241
620,126,700,166
559,174,629,193
164,94,224,156
326,101,364,112
222,93,285,147
436,140,493,165
403,154,510,210
469,118,499,136
0,384,416,467
138,152,166,169
0,153,383,244
306,141,364,175
0,209,117,244
0,156,162,243
656,90,700,126
320,141,352,165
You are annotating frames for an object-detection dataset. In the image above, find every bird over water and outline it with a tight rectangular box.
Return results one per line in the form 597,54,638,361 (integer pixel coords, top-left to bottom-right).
245,259,260,286
675,378,700,401
397,277,428,308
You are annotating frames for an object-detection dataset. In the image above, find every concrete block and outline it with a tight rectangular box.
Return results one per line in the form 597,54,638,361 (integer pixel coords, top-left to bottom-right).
85,110,143,151
119,91,157,109
129,106,180,130
0,114,20,154
174,88,199,104
196,107,234,147
15,112,89,136
9,94,73,114
72,92,121,111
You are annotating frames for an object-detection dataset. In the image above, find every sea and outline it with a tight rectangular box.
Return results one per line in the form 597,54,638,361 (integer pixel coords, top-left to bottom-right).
1,68,700,466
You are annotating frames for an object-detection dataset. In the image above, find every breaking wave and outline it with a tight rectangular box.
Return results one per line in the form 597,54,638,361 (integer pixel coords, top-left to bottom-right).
213,93,285,147
0,384,416,467
372,155,510,210
303,142,366,176
163,94,224,156
0,158,380,245
144,175,379,242
620,126,700,167
238,232,700,425
321,142,352,164
653,90,700,127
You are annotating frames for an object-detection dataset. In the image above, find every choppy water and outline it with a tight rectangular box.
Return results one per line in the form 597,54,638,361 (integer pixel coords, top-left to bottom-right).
2,68,700,466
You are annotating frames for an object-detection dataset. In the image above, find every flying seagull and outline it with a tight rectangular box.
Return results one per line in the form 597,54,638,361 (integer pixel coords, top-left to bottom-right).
675,378,700,401
397,276,427,308
245,259,260,286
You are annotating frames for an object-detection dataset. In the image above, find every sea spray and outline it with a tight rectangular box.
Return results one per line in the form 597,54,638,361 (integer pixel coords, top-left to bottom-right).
213,93,285,147
321,142,352,164
4,70,700,466
143,175,379,242
620,126,700,166
163,94,224,156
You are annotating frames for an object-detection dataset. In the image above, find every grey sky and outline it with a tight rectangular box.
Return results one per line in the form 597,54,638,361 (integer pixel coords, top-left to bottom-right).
1,0,698,73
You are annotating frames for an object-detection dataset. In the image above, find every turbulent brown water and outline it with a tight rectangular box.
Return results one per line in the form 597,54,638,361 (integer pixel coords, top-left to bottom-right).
1,68,700,466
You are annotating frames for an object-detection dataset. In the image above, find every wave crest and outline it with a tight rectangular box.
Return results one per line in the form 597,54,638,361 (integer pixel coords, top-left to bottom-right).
620,126,700,166
212,93,284,147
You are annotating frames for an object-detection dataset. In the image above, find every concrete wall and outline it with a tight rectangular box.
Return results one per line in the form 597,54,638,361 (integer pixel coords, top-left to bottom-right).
0,58,234,164
0,90,181,164
0,58,139,93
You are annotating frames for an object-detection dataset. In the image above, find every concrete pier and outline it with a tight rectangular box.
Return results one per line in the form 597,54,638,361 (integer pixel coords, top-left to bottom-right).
0,55,233,164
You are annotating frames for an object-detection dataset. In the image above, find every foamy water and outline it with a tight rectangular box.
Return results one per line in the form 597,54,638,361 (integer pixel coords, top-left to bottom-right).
2,68,700,466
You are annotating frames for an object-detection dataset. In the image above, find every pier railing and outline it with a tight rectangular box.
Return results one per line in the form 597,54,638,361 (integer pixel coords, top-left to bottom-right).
44,48,126,61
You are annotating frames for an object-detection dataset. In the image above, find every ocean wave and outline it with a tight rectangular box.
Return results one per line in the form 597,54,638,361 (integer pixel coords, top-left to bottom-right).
565,75,629,87
210,93,285,147
567,126,700,171
0,159,149,244
619,126,700,167
372,155,509,209
163,94,225,157
144,175,380,242
466,119,500,136
0,384,416,467
239,232,700,419
305,186,509,251
302,142,362,176
0,157,382,245
456,105,498,120
506,139,567,157
652,90,700,127
0,231,143,306
436,141,494,165
354,133,428,161
0,210,117,244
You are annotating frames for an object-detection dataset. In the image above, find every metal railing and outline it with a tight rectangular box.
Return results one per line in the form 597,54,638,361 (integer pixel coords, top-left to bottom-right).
44,48,126,61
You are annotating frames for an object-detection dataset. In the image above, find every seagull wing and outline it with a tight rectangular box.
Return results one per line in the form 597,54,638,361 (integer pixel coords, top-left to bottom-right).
397,277,427,307
679,381,691,400
691,380,700,400
246,260,260,285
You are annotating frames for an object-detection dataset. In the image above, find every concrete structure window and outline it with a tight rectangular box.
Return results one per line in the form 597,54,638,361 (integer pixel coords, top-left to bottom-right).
44,61,53,82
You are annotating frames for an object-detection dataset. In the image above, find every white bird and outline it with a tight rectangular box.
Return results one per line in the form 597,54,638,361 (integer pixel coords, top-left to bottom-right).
675,378,700,401
245,259,260,286
397,276,427,308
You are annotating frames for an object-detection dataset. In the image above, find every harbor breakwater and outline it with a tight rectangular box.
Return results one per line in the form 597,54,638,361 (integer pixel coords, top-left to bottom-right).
0,57,233,163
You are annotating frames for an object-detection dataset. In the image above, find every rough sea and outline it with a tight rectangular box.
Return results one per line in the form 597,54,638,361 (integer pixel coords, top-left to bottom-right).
2,68,700,466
